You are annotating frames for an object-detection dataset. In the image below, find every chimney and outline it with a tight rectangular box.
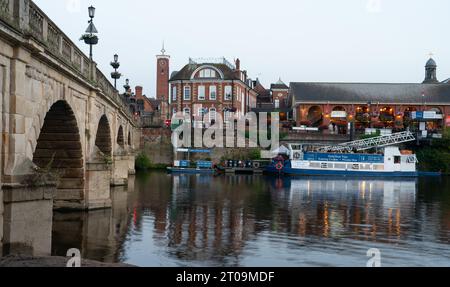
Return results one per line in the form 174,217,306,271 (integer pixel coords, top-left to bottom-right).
235,58,241,71
135,86,143,99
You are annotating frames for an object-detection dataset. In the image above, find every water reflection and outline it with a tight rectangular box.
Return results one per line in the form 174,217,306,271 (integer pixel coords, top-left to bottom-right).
1,174,450,266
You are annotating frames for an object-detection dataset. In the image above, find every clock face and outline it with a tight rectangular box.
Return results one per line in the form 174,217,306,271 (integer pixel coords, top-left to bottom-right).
160,60,166,67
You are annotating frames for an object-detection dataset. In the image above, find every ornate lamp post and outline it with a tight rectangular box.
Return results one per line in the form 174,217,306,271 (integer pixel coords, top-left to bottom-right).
110,54,121,89
80,6,98,60
123,78,130,93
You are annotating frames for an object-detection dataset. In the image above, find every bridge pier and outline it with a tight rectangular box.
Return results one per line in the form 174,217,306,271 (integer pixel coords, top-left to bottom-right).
128,155,136,175
1,185,55,257
85,162,112,210
111,155,131,186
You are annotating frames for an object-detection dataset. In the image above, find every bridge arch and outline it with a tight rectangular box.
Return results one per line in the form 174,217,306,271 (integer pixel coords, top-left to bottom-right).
117,125,125,148
32,100,84,208
95,115,112,157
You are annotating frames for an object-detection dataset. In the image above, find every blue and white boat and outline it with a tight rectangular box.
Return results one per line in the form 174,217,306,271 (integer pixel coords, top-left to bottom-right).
266,131,440,177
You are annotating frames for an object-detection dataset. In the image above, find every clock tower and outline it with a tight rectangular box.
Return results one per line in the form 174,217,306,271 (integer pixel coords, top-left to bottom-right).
156,43,170,120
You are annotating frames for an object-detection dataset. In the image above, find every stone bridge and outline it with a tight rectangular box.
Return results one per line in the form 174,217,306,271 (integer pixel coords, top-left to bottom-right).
0,0,140,210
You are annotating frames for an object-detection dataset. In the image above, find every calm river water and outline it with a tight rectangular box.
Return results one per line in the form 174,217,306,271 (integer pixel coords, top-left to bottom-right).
1,173,450,267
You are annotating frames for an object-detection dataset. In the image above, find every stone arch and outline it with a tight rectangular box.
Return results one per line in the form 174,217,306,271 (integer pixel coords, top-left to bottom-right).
95,115,112,156
332,106,346,112
117,125,124,147
32,100,84,208
307,105,323,127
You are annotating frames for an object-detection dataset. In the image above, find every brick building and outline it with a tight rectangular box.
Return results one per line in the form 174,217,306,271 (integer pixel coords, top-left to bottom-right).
252,78,291,121
289,57,450,136
162,57,258,126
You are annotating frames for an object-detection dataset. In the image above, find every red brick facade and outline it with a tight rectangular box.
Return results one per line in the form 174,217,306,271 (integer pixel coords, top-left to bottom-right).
156,55,170,120
167,58,258,126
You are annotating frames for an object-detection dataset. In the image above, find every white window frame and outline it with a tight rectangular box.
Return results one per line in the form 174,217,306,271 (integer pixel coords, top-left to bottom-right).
198,85,205,101
209,86,217,100
209,108,217,122
224,86,232,101
198,107,206,120
199,69,217,78
183,86,191,101
172,86,177,101
275,99,280,109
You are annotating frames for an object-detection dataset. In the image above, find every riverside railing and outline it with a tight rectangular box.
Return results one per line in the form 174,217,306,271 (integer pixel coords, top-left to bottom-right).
0,0,137,124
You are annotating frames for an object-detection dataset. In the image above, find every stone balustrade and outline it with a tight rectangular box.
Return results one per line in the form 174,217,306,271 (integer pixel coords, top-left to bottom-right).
0,0,137,123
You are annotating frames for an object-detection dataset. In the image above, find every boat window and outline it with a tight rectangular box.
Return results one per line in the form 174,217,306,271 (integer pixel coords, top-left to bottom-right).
335,163,346,169
321,163,328,169
374,165,385,171
394,156,401,164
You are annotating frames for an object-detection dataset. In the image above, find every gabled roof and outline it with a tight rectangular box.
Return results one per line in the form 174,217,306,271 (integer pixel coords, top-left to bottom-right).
291,82,450,104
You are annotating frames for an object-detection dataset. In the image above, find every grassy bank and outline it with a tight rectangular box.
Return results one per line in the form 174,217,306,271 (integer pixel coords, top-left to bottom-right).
415,128,450,174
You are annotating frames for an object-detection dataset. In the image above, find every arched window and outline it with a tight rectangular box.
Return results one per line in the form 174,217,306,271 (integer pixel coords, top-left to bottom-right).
199,69,217,78
209,108,217,122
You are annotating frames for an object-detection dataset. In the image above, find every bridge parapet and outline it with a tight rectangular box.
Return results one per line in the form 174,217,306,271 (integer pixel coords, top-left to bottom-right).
0,0,137,124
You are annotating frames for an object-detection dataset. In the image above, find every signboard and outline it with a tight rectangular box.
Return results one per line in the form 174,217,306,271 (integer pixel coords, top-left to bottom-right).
412,111,444,120
331,111,347,118
303,153,384,164
412,111,424,119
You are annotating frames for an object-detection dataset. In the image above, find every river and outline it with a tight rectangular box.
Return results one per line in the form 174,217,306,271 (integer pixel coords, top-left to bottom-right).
1,173,450,267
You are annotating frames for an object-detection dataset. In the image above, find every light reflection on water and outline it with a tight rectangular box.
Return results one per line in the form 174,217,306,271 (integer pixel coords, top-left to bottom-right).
1,173,450,267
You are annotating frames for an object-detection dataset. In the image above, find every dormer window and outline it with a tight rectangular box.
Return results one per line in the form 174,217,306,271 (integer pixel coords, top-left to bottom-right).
199,69,217,78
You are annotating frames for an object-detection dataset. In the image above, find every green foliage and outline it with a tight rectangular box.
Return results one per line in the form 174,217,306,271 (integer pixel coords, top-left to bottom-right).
416,129,450,173
359,130,381,140
248,148,261,160
135,153,153,171
135,153,169,171
26,153,60,187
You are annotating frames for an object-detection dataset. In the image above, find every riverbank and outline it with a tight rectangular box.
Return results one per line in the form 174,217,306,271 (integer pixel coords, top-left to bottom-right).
415,129,450,175
0,255,134,267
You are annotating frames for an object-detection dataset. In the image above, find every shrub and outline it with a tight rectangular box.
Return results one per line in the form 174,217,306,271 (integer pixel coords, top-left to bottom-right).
248,148,261,160
135,153,153,171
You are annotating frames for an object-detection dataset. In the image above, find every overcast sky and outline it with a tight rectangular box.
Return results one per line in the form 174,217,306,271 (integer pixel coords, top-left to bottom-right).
34,0,450,98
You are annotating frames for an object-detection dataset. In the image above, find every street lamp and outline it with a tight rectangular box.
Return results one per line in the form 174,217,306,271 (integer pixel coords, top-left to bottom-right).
80,6,98,60
88,6,95,18
123,78,130,93
110,54,121,89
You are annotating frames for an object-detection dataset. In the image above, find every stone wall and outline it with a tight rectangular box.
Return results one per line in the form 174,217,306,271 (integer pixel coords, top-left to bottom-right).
0,190,3,257
141,127,173,165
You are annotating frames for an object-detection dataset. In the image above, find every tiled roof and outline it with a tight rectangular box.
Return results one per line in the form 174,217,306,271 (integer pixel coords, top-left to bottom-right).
291,82,450,104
